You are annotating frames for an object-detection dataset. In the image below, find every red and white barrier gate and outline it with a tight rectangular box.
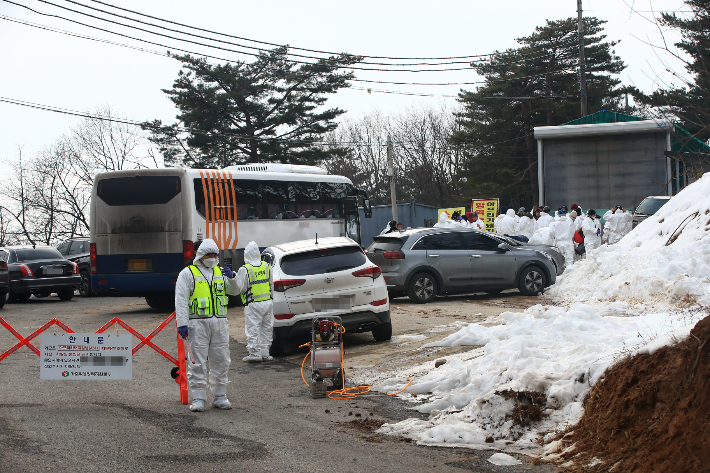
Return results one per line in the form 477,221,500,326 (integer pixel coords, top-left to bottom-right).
0,312,189,404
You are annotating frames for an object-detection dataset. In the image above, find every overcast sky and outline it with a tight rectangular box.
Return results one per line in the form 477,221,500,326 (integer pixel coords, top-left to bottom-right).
0,0,691,166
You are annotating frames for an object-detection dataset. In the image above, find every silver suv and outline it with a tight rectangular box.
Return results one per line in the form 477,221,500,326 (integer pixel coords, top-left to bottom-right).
366,228,564,303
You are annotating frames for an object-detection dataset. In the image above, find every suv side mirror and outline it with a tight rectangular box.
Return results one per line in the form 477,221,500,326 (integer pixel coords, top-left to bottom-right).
363,199,372,218
498,243,511,251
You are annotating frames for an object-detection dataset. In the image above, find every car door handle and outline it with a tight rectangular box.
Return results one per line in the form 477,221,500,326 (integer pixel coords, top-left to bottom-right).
470,255,482,258
429,254,440,257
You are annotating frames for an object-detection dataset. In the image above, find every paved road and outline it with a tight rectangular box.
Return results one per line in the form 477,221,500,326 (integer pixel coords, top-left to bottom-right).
0,295,557,473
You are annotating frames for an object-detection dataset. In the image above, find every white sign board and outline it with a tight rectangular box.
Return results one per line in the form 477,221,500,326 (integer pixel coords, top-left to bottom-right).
40,333,132,380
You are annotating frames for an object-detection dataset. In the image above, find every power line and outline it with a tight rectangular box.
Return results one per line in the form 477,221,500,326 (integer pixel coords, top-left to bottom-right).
23,0,477,73
0,95,528,152
66,0,581,69
84,0,569,62
0,7,580,87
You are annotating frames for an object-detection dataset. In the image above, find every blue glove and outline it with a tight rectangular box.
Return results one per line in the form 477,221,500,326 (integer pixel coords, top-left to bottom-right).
178,326,188,339
596,228,601,235
221,266,235,278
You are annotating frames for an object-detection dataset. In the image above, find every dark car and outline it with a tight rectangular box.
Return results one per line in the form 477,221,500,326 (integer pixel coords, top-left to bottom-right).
56,237,92,296
366,228,564,303
0,249,8,308
2,246,81,302
632,196,671,228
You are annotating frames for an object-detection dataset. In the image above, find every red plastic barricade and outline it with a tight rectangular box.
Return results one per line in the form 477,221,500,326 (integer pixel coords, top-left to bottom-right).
0,312,188,404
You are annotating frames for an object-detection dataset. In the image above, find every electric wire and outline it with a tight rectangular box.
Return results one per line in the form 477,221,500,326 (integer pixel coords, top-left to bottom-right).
66,0,579,68
0,95,528,153
85,0,581,62
23,0,478,73
0,6,582,87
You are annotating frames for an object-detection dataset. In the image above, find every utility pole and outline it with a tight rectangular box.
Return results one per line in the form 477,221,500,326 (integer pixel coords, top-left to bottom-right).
577,0,588,117
387,135,398,222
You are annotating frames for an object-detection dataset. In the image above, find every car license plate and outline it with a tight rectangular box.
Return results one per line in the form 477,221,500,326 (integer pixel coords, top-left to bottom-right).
43,265,64,276
313,296,352,313
127,259,152,272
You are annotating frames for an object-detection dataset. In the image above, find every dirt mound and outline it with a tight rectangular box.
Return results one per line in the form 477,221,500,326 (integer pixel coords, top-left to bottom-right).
563,314,710,472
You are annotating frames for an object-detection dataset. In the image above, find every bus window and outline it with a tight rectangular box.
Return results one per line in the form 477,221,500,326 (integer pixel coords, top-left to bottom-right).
194,178,351,221
98,176,181,206
193,178,237,220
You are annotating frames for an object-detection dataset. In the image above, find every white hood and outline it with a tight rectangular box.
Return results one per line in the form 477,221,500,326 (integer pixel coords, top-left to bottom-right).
439,213,449,224
244,241,261,266
193,238,219,265
506,209,516,218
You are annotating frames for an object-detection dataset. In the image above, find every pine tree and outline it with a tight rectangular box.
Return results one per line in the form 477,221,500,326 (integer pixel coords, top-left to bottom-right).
452,17,625,208
145,47,361,168
636,1,710,142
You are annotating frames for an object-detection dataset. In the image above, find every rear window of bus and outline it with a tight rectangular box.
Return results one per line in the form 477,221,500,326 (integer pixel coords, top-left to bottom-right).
97,176,181,206
280,246,367,276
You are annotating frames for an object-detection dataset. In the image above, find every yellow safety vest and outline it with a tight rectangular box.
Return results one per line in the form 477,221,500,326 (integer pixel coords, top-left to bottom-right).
241,262,271,305
188,265,228,318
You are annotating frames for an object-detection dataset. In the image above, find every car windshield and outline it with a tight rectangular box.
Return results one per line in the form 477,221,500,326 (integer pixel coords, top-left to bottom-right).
280,246,367,276
635,198,668,215
14,248,64,262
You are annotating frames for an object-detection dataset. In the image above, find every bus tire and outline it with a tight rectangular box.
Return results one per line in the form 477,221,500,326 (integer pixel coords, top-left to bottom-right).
227,295,242,308
145,296,163,309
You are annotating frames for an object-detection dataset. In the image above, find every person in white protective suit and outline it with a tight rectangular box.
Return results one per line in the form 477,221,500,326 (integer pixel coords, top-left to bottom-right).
515,208,535,240
536,206,554,230
551,209,575,267
493,207,507,233
379,220,397,235
529,225,555,246
497,208,518,236
175,238,240,412
602,206,633,244
235,241,275,363
433,212,453,228
582,209,602,253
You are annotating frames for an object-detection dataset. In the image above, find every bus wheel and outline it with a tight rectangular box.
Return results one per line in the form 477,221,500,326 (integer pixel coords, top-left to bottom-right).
227,295,242,308
145,295,173,309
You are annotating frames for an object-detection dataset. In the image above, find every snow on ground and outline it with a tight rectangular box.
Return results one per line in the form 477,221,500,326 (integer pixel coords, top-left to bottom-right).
352,175,710,454
547,173,710,309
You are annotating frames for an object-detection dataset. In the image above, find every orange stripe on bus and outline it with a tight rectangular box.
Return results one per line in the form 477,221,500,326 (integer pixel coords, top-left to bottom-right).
215,170,226,249
205,170,217,244
218,170,233,248
227,172,238,248
199,170,210,241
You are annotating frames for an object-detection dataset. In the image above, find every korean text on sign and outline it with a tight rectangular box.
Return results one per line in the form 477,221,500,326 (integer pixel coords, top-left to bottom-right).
471,199,499,232
40,333,132,380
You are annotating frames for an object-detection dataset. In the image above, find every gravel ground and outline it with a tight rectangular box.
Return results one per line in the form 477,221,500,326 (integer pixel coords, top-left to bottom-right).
0,291,560,473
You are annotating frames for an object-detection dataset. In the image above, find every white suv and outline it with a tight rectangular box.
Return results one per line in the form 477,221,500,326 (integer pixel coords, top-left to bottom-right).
261,237,391,355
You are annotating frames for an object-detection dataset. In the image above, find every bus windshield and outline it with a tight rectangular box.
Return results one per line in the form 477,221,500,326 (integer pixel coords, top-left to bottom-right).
193,179,351,220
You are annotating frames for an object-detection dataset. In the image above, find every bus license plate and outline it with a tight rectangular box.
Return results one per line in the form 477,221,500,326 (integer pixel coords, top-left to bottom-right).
127,259,152,272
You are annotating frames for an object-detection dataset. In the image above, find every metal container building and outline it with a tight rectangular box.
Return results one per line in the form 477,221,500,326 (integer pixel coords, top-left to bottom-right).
534,112,710,211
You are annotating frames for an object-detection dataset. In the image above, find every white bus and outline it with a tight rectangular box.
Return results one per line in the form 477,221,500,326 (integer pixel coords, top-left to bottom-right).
89,164,372,307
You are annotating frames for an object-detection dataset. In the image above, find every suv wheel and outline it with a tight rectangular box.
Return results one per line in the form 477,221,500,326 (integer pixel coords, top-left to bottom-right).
518,266,546,296
407,272,437,303
57,289,74,301
372,322,392,341
79,270,92,297
0,293,5,308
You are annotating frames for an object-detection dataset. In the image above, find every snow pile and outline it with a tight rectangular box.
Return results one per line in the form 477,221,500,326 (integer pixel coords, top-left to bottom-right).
548,173,710,307
488,453,521,466
375,303,700,452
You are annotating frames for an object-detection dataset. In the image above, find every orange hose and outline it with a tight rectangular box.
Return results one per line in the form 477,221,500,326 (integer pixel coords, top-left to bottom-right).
299,340,414,400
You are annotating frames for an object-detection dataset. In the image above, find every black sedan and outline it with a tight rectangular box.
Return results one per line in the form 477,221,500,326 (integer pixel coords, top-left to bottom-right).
2,246,81,302
0,249,8,308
